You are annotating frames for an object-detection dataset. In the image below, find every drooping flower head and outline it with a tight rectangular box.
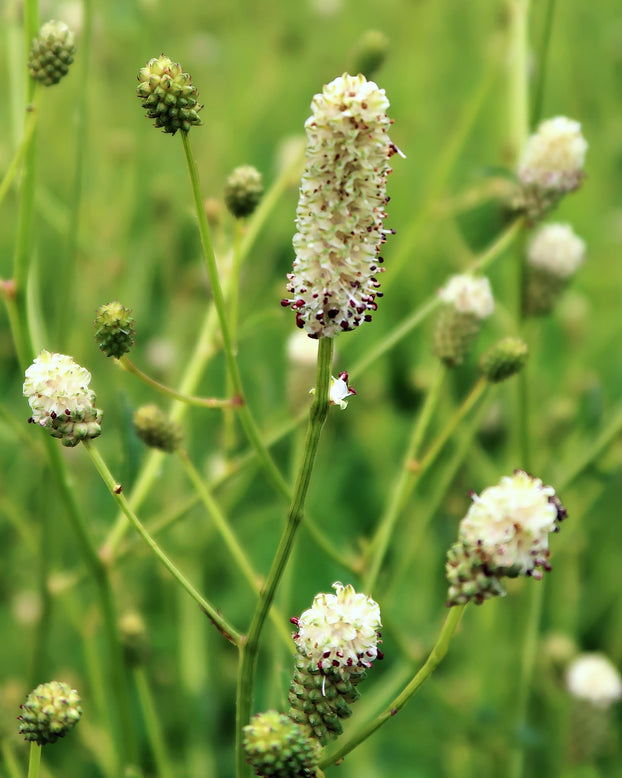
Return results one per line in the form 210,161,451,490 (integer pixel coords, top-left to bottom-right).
446,471,566,606
283,73,398,338
23,350,102,446
566,653,622,709
291,582,382,675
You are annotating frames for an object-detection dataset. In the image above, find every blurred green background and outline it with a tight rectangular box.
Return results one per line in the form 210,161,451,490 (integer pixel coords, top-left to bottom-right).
1,0,622,775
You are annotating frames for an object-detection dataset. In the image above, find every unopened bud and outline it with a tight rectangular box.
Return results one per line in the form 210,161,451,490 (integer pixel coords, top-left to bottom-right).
243,710,321,777
133,404,182,452
224,166,264,218
136,54,203,135
94,302,136,358
18,681,82,745
28,21,76,86
480,337,528,383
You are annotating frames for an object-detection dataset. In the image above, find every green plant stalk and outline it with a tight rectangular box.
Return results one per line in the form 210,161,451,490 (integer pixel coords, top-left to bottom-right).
133,666,174,778
177,448,292,648
531,0,557,127
223,218,244,453
0,105,38,209
83,440,242,646
117,356,239,409
1,740,22,778
364,362,446,592
27,742,41,778
558,405,622,491
181,131,289,501
321,604,467,768
506,0,530,162
235,336,334,778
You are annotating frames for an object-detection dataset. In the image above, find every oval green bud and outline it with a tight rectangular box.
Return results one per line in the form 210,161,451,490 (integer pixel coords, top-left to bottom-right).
28,21,76,86
18,681,82,746
136,55,203,135
479,337,529,383
94,301,136,358
133,404,182,453
243,710,321,777
224,165,264,218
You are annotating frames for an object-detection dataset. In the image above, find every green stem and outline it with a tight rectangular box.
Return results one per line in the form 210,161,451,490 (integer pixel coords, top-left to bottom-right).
27,742,41,778
531,0,557,127
558,405,622,491
235,336,334,778
1,740,22,778
364,363,446,591
83,440,242,646
133,666,174,778
321,605,466,767
506,0,530,162
180,131,292,502
177,448,292,649
0,105,38,210
223,219,244,452
118,356,240,409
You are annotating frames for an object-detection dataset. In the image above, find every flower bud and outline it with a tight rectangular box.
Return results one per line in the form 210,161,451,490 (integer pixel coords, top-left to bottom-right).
136,55,203,135
133,404,182,452
515,117,587,220
18,681,82,745
243,710,321,777
119,611,150,667
24,351,103,447
94,301,136,358
351,30,390,79
479,337,528,383
283,73,399,338
224,165,264,218
433,275,494,367
566,654,622,709
524,223,586,316
28,21,76,86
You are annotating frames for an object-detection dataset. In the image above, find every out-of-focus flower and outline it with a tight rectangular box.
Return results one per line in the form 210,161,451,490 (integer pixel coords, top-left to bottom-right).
434,275,494,367
567,654,622,709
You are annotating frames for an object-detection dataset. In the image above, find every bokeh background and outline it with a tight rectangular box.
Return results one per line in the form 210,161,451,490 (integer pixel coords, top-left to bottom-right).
1,0,622,775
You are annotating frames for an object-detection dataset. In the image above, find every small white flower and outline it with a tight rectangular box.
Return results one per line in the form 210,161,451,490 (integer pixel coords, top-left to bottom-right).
459,470,565,577
518,116,587,194
292,582,382,674
438,275,495,320
566,653,622,708
23,350,96,427
527,223,586,279
309,372,356,409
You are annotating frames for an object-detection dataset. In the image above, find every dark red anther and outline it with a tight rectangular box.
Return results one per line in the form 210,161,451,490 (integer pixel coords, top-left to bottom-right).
377,650,384,660
346,657,353,666
323,650,331,658
332,659,340,667
295,313,304,329
290,617,299,626
391,708,398,716
280,299,291,307
65,408,71,415
50,411,57,419
28,417,34,424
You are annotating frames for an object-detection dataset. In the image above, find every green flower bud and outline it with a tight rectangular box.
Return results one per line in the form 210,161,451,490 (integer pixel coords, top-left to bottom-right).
243,710,321,777
133,404,182,452
224,165,264,218
18,681,82,746
445,539,509,607
479,337,528,383
351,30,389,80
119,611,150,668
94,302,136,358
28,21,76,86
136,55,203,136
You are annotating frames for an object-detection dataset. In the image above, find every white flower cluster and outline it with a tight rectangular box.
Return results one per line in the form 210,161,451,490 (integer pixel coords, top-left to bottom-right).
438,275,495,320
459,470,563,578
284,73,397,338
293,582,382,673
527,223,586,279
566,653,622,708
23,350,102,446
518,117,587,194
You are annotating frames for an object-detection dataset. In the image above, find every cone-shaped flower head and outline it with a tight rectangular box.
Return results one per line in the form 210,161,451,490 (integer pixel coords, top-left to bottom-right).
446,471,566,606
94,301,136,358
28,21,76,86
243,710,321,777
224,165,264,218
480,337,529,383
434,275,494,366
18,681,82,745
516,117,587,220
136,55,203,135
292,582,382,675
283,73,398,338
524,223,586,316
566,654,622,709
23,350,102,447
133,404,182,452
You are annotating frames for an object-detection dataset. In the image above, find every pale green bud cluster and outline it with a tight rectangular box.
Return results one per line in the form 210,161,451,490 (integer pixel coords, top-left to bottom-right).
224,165,264,218
94,301,136,358
23,350,102,447
137,55,203,135
18,681,82,746
480,337,528,383
284,73,397,338
28,21,76,86
243,710,321,777
133,404,182,452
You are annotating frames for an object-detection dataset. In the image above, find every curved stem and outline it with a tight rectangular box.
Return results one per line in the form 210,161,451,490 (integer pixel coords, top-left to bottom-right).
321,605,466,767
0,106,38,210
235,336,334,778
118,356,240,409
83,440,242,646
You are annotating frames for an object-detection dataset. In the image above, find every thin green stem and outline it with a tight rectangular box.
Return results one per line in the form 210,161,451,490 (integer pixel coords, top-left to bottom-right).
133,666,174,778
1,740,22,778
83,440,242,646
506,0,531,163
235,337,334,778
531,0,557,127
0,106,38,209
177,448,292,649
223,219,244,452
558,405,622,491
364,363,446,591
118,356,240,409
321,605,466,768
27,742,41,778
181,131,292,502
